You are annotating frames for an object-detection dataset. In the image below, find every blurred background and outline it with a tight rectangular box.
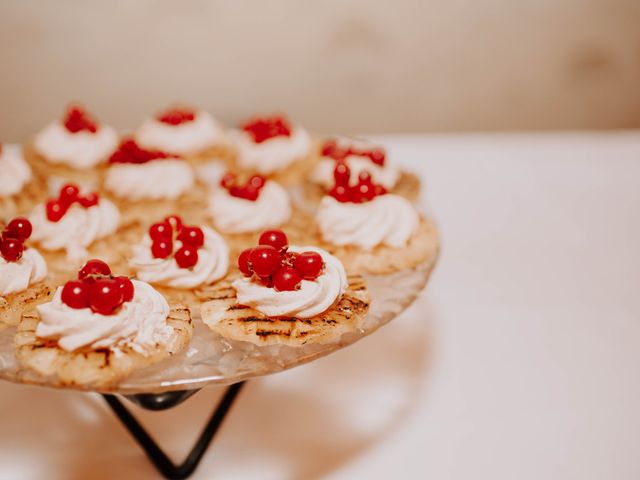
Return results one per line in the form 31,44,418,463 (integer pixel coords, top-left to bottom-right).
1,0,640,138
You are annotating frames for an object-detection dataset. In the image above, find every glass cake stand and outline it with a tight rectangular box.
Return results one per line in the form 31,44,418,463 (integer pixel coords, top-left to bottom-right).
0,255,438,479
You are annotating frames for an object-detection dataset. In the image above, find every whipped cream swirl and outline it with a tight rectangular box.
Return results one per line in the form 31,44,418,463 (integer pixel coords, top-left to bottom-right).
35,280,174,353
316,195,419,250
230,126,311,174
208,181,291,234
34,121,118,169
129,226,229,289
0,144,32,197
104,159,195,201
29,199,121,260
232,246,347,318
0,248,47,296
311,156,400,189
135,111,226,155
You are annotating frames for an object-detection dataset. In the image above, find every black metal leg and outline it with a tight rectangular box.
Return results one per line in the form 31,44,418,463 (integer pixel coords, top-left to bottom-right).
103,382,245,480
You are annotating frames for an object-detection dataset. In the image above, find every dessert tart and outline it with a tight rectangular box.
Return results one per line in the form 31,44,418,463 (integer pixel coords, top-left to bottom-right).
312,164,439,274
128,215,229,311
0,217,51,327
103,138,201,226
0,143,45,218
15,259,193,388
133,106,233,165
28,183,123,274
228,114,316,185
206,171,307,252
200,229,370,346
305,137,420,204
26,105,118,185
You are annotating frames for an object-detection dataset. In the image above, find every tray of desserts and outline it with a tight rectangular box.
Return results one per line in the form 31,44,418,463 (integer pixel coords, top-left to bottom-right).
0,105,439,394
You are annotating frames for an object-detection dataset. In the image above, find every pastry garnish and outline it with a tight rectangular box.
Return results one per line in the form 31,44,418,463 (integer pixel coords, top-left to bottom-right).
156,107,197,126
237,230,324,291
0,217,33,262
321,139,386,166
109,139,173,164
61,259,134,315
148,215,204,269
328,164,387,203
219,172,267,201
63,105,99,134
45,183,100,222
241,115,292,143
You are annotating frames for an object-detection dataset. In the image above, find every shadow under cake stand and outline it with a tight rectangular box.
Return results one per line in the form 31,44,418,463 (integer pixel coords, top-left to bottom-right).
0,257,437,479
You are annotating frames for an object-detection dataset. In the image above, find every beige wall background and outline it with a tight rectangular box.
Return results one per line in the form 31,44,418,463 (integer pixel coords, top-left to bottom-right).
1,0,639,139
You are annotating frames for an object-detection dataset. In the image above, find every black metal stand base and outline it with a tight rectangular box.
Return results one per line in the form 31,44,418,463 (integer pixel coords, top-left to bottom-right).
103,382,245,480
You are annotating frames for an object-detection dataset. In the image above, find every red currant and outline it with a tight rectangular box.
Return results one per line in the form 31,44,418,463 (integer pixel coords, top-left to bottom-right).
258,275,273,288
4,217,32,241
177,226,204,248
89,278,124,315
157,108,196,125
294,251,324,280
249,245,280,277
238,248,254,276
59,183,80,206
114,276,135,302
149,221,172,241
78,259,112,279
348,186,365,203
165,215,183,232
46,199,68,222
151,238,173,259
248,175,266,190
77,192,100,208
175,245,199,268
63,105,98,134
273,266,302,291
61,280,91,309
220,172,236,189
242,186,260,201
282,251,299,267
333,163,351,186
374,184,387,196
358,171,372,184
329,185,349,202
258,229,288,252
368,148,386,166
321,140,347,160
0,237,23,262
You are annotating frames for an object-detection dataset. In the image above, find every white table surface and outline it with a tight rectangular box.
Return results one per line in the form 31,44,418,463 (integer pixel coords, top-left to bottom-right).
1,132,639,480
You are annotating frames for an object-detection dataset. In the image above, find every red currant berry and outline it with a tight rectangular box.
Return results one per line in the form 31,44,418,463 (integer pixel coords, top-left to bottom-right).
258,275,273,288
358,171,372,184
0,237,24,262
165,215,183,232
175,245,199,268
220,172,236,189
151,238,173,259
348,186,365,203
4,217,32,241
258,229,288,252
333,162,351,186
329,185,350,202
78,259,112,279
357,181,376,201
242,186,260,201
368,148,386,166
149,221,172,241
374,184,387,196
273,266,302,291
294,251,324,280
61,280,91,309
238,248,254,276
282,251,299,267
59,183,80,206
321,140,347,160
177,226,204,248
248,175,266,190
114,276,135,302
46,199,68,222
77,192,100,208
89,278,124,315
249,245,280,277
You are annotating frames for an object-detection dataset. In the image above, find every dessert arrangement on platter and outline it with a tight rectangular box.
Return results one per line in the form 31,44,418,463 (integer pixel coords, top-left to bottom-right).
0,104,440,393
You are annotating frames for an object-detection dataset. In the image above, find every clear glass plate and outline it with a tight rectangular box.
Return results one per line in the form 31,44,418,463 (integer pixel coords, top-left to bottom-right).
0,256,437,394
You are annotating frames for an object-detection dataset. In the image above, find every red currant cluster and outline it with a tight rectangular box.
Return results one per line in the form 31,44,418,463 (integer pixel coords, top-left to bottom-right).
63,105,98,134
220,172,267,201
238,230,324,292
329,163,387,204
148,215,204,269
0,217,33,262
45,183,100,222
60,259,134,315
109,139,172,164
157,107,196,126
321,139,386,166
241,115,292,144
